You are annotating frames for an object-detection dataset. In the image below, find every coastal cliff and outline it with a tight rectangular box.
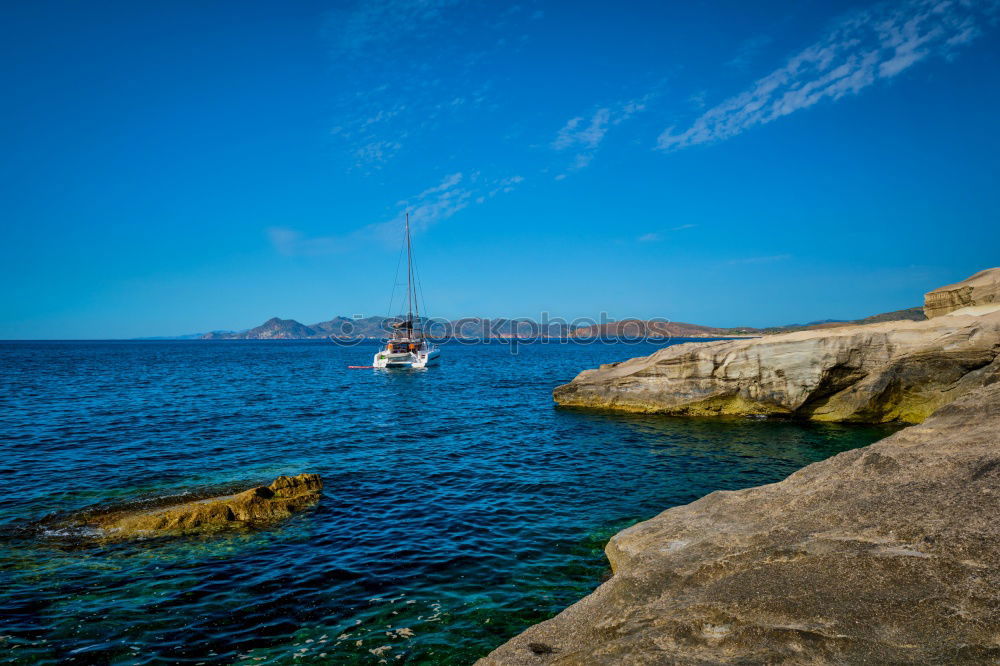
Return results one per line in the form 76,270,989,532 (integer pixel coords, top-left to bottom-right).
554,273,1000,423
924,267,1000,318
479,380,1000,664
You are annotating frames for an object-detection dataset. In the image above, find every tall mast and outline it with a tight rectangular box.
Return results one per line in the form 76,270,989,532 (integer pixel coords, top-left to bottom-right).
405,212,420,338
405,212,412,328
411,216,420,334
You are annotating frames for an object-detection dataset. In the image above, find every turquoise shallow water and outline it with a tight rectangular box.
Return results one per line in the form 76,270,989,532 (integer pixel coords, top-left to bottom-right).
0,340,899,664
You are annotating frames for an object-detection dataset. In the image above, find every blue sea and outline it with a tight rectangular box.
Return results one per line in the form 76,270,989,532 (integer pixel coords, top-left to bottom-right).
0,340,898,664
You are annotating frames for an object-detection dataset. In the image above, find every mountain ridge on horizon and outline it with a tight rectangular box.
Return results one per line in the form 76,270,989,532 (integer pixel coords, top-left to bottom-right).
143,307,927,340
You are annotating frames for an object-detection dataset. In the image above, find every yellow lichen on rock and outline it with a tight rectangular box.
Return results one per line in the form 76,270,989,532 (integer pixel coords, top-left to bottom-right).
560,392,791,418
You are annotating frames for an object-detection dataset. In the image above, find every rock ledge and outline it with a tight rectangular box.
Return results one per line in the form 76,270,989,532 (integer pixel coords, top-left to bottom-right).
554,310,1000,423
80,473,323,538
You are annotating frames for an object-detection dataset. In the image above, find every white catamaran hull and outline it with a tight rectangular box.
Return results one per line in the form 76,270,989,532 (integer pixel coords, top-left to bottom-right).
373,347,441,369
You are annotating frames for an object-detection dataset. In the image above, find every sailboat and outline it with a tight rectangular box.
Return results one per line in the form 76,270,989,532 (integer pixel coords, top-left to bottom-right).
372,213,441,369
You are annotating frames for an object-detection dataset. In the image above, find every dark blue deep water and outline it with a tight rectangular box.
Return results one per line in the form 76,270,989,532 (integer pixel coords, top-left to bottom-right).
0,340,898,664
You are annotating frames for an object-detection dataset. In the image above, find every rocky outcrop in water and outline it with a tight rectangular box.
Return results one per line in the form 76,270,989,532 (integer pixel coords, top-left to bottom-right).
924,266,1000,318
553,309,1000,424
480,381,1000,664
83,474,322,538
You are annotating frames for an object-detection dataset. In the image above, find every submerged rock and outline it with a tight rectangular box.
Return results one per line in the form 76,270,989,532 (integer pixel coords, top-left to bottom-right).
480,383,1000,664
924,266,1000,318
83,474,322,538
553,309,1000,423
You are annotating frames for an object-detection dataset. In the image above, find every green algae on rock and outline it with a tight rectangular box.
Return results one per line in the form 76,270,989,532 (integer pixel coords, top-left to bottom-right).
82,474,323,539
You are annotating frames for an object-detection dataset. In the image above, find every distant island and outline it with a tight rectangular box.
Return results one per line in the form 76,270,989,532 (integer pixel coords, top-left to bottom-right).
148,308,928,341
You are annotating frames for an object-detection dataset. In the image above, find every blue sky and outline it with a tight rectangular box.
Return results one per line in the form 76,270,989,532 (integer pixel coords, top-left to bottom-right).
2,0,999,338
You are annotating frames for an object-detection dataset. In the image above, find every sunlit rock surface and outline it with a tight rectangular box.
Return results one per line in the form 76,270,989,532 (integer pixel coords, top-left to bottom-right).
553,310,1000,424
481,382,1000,664
924,266,1000,318
83,474,323,538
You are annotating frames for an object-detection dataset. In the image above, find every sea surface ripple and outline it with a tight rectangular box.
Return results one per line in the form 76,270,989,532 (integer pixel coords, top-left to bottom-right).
0,340,898,664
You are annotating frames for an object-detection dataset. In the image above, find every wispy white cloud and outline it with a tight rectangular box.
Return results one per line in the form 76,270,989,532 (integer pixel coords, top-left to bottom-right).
323,1,461,170
324,2,540,170
552,96,651,175
553,108,612,151
371,171,525,242
268,172,524,256
326,0,461,61
659,0,999,151
636,224,697,242
352,139,403,165
267,227,343,257
726,34,773,69
384,172,474,237
486,175,525,197
686,90,708,109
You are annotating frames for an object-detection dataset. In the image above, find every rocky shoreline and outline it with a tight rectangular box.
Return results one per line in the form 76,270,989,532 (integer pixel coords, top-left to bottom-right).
482,268,1000,664
481,381,1000,664
553,269,1000,424
553,312,1000,423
